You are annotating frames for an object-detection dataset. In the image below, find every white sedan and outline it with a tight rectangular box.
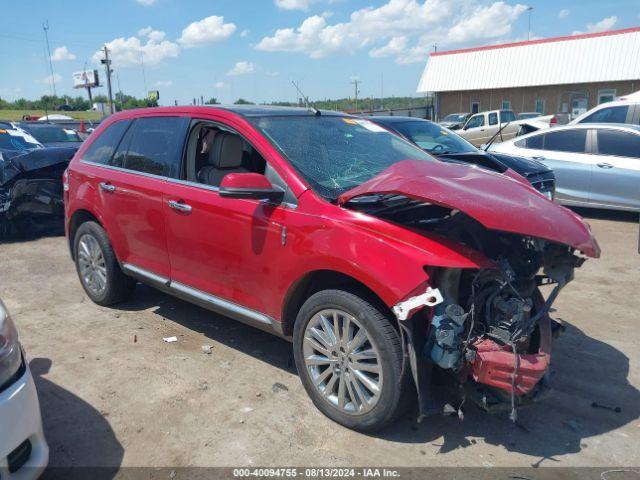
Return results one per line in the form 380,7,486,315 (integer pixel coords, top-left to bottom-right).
489,123,640,212
0,299,48,479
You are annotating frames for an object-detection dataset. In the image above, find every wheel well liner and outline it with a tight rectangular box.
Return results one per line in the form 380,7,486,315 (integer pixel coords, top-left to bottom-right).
281,269,393,336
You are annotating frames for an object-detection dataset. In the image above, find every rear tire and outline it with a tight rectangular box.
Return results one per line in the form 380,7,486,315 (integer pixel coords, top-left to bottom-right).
74,221,135,306
293,289,405,431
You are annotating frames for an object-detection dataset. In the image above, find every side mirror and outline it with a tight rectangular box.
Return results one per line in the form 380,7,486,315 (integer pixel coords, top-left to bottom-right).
219,172,284,203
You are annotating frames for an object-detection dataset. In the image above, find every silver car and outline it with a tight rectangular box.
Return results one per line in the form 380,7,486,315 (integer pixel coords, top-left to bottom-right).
489,123,640,211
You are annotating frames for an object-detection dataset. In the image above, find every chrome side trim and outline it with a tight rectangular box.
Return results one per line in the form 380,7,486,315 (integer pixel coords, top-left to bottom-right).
122,263,170,288
81,160,221,192
170,281,271,325
121,263,288,339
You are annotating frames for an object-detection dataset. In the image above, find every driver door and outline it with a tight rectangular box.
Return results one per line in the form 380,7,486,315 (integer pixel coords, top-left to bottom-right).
162,120,294,317
461,114,488,146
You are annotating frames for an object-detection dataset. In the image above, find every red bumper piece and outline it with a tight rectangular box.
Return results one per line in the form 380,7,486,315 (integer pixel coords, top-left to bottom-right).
471,339,549,395
471,314,552,396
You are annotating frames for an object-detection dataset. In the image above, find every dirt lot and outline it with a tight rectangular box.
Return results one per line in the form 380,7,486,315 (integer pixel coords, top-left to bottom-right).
1,208,639,472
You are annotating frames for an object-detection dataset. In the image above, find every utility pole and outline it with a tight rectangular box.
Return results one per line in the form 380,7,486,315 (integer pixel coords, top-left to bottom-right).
42,21,57,97
527,7,533,41
101,46,115,114
351,77,360,112
380,73,384,110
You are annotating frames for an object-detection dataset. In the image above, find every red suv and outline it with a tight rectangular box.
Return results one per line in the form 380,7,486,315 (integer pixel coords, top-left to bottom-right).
64,106,599,431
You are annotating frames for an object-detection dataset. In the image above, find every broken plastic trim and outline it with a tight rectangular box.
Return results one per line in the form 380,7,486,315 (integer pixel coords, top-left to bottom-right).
393,287,443,321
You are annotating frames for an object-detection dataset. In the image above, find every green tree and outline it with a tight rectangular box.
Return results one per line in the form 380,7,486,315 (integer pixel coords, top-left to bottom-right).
206,97,219,105
234,98,254,105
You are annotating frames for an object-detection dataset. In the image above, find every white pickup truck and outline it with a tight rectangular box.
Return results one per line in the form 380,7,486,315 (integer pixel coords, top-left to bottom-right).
457,109,554,146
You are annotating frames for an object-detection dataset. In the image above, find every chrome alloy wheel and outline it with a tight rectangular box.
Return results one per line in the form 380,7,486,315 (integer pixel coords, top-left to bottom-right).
77,234,107,297
303,309,383,415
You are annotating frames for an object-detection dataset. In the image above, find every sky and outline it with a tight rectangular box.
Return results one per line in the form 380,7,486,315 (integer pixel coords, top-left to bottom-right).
0,0,638,106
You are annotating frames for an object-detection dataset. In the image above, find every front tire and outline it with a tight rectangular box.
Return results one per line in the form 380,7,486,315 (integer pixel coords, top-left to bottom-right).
74,221,135,306
293,289,405,431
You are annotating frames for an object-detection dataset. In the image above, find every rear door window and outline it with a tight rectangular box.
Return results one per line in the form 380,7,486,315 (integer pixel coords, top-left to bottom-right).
597,129,640,158
488,113,498,126
122,117,189,178
82,120,131,164
542,129,588,153
580,105,629,124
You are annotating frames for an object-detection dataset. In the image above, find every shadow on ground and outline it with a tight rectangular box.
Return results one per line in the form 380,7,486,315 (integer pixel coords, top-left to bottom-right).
115,284,640,467
31,358,123,479
569,207,639,224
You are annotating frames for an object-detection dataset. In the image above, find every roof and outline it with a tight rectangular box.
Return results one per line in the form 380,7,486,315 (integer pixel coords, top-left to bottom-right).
367,116,430,124
213,105,344,117
417,26,640,93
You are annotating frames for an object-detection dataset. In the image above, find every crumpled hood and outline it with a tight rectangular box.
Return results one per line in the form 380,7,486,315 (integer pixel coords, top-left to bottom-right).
0,146,75,186
338,160,600,258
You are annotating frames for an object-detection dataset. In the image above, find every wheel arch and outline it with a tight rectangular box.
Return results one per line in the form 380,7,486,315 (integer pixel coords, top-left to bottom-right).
68,208,103,260
280,269,394,337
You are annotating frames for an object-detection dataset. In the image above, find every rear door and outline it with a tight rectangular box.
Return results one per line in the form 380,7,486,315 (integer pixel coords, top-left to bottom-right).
589,128,640,210
514,129,592,205
84,116,189,278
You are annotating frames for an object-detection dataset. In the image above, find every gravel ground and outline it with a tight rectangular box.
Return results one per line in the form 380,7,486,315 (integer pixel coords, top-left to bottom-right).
0,208,638,472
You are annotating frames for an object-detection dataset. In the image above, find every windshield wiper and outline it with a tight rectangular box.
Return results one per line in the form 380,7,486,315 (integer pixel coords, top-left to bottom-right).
483,121,511,151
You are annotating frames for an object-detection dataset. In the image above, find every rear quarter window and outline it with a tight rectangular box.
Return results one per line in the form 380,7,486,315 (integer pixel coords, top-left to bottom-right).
515,134,543,149
82,120,131,164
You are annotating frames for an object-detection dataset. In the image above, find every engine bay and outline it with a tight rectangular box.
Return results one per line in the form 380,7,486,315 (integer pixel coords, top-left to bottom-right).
347,193,587,419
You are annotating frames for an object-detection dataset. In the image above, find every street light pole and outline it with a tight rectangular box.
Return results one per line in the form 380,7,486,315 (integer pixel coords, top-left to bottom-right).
527,7,534,41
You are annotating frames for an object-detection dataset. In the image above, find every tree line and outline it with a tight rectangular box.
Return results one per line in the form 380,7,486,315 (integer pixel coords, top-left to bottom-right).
1,93,428,113
0,93,157,112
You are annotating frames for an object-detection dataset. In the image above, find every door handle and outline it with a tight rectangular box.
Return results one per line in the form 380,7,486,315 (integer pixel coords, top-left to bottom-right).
99,182,116,193
168,200,192,213
597,163,614,169
532,156,546,161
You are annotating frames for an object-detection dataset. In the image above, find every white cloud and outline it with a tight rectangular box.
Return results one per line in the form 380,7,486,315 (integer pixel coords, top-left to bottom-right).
369,36,408,58
138,26,166,42
40,73,62,84
93,30,179,68
558,8,570,19
155,80,172,87
572,15,617,35
266,70,280,77
178,16,237,48
226,61,255,76
257,0,528,63
51,46,76,61
136,0,156,5
240,29,250,38
274,0,318,10
214,81,229,89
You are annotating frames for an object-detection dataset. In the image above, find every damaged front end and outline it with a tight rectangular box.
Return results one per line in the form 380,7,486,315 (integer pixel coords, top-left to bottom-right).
339,160,600,421
0,147,73,237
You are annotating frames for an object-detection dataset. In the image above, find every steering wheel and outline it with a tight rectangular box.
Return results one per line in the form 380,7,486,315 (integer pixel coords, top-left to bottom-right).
431,144,445,153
